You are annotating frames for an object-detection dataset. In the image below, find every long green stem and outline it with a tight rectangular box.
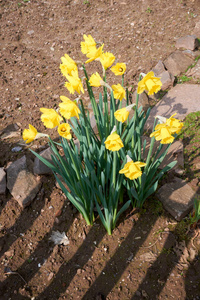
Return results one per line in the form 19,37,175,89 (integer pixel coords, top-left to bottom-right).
103,74,109,136
122,74,124,87
112,151,117,189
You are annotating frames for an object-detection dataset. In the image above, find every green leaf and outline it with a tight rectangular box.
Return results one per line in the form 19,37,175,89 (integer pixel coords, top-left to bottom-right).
114,200,131,228
30,149,58,172
130,186,139,201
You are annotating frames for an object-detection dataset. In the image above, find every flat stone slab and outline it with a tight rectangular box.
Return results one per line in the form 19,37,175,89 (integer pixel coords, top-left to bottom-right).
157,177,197,221
146,84,200,130
7,156,41,208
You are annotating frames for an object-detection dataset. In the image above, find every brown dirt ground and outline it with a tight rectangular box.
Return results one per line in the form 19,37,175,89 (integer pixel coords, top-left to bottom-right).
0,0,200,299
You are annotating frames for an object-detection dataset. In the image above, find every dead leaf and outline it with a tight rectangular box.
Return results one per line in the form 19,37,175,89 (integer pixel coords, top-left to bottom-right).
50,231,69,245
1,131,20,140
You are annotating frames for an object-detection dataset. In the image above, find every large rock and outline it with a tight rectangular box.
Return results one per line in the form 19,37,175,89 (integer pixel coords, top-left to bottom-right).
142,137,184,172
193,21,200,38
152,61,174,91
160,71,175,90
183,49,200,59
0,168,6,194
6,156,41,207
186,60,200,79
157,177,197,221
146,84,200,130
164,51,194,76
152,60,166,76
33,147,54,175
175,35,199,51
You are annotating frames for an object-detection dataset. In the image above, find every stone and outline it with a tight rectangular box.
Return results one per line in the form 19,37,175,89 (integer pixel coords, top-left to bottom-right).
130,90,150,113
5,249,14,257
164,51,194,76
142,137,184,171
186,60,200,79
146,84,200,130
0,168,6,194
183,49,200,59
11,146,22,153
139,252,157,263
152,60,166,76
6,156,41,208
193,21,200,38
157,177,197,221
27,30,34,35
0,123,19,136
33,147,54,175
175,35,199,51
1,131,20,140
160,71,175,90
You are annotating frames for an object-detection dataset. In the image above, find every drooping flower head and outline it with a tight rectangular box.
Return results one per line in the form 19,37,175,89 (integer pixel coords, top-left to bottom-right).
100,52,115,70
89,72,103,87
85,44,104,63
58,123,72,139
151,113,184,144
59,96,80,119
165,113,184,134
111,63,126,76
112,83,125,101
137,71,162,95
150,123,175,144
119,155,146,180
23,124,38,144
40,108,62,128
114,104,136,123
104,127,124,151
81,34,97,55
60,54,78,77
65,70,84,94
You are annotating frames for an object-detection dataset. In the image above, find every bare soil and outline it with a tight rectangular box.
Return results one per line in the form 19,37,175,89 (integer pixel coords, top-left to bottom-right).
0,0,200,299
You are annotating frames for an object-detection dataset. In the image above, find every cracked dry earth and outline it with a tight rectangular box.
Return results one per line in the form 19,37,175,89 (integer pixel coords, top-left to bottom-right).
1,0,200,299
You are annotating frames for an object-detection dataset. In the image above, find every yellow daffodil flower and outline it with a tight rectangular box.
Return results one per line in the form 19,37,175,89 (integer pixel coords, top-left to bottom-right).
104,133,124,151
85,44,104,63
65,70,84,94
119,157,146,180
165,113,184,134
137,71,162,95
23,124,38,144
81,34,97,55
100,52,115,70
58,123,72,139
60,54,78,77
112,83,125,101
114,104,135,123
150,124,175,144
23,125,48,143
89,72,103,87
59,96,72,103
59,98,80,119
40,108,62,128
111,63,126,75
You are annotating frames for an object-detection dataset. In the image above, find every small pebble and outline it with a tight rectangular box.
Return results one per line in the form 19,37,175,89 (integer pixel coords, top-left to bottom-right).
11,146,22,153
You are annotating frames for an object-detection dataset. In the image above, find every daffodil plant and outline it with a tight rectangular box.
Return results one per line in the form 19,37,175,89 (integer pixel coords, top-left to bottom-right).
23,34,183,234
